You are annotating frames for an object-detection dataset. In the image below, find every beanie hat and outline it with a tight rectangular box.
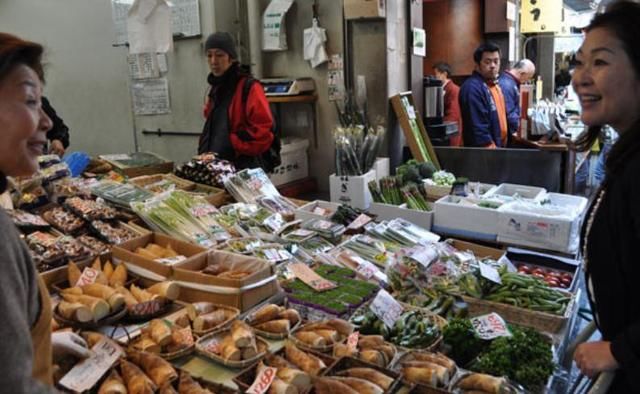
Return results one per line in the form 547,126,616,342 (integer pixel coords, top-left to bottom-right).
204,32,238,59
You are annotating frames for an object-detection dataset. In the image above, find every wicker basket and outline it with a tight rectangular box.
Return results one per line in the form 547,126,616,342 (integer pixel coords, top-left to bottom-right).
232,345,336,392
320,356,402,394
460,290,576,334
196,328,269,369
289,320,353,354
390,350,458,391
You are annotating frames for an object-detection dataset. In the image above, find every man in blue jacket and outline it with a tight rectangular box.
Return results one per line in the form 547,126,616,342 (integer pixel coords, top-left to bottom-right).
499,59,535,135
459,43,509,148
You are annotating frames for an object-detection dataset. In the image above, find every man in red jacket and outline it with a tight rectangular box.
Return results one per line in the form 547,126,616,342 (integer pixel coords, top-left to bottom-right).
198,32,275,171
433,62,463,146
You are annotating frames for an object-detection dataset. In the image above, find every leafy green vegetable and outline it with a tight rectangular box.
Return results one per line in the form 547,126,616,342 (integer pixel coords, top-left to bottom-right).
443,318,489,366
470,326,555,390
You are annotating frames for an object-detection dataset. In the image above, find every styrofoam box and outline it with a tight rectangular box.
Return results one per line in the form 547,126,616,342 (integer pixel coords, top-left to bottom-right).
295,200,341,222
269,138,309,186
373,157,390,182
497,192,588,254
329,169,376,210
433,195,501,241
368,202,433,230
484,183,547,202
423,179,452,201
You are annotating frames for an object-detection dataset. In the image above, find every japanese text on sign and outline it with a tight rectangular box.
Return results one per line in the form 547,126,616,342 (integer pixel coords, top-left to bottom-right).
246,366,277,394
471,313,512,340
521,0,562,33
290,263,337,292
370,289,404,328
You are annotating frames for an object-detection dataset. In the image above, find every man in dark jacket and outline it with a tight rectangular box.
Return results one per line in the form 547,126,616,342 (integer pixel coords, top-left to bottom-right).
198,32,274,170
42,97,69,156
459,43,509,148
499,59,535,135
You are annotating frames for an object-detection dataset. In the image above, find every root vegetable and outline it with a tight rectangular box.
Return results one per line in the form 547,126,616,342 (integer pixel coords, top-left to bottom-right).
333,343,356,358
313,329,339,344
67,261,82,286
359,349,387,367
331,377,384,394
277,309,300,326
149,319,173,347
133,336,161,354
146,281,180,301
98,370,127,394
314,378,358,394
192,310,228,332
82,283,125,311
402,366,437,387
255,319,290,334
220,335,241,361
114,286,138,307
284,341,326,376
128,351,178,387
109,264,128,287
249,304,282,325
120,359,157,394
57,301,93,323
456,373,504,393
401,361,449,385
339,368,393,391
61,293,110,321
178,372,211,394
131,284,155,303
230,320,255,348
294,331,326,347
103,261,114,280
410,352,456,376
357,335,385,348
187,302,217,320
277,367,311,392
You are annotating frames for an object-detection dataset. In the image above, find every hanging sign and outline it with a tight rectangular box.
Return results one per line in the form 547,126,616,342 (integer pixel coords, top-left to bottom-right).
521,0,562,33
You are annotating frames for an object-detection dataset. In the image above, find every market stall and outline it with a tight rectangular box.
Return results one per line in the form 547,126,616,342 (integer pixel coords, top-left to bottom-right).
1,149,590,394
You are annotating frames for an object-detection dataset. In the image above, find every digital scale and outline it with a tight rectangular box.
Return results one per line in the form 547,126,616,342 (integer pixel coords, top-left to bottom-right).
261,77,316,96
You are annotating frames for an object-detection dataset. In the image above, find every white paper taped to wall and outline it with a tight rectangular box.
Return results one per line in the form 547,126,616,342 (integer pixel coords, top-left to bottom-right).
131,77,171,115
127,0,173,54
262,0,294,51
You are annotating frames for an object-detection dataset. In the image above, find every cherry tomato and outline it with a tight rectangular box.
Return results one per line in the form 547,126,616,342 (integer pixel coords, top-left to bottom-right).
533,272,546,279
546,278,560,287
561,273,573,281
547,271,561,278
561,277,572,286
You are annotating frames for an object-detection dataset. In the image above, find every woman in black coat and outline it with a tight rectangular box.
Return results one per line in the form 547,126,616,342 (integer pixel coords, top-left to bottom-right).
572,2,640,392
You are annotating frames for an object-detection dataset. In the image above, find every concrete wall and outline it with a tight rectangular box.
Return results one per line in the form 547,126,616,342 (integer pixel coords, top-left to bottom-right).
0,0,397,192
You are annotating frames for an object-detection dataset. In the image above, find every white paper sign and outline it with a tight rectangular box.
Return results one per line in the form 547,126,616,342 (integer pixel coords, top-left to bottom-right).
406,246,438,268
131,77,171,115
479,261,502,284
470,313,512,340
59,338,123,392
127,0,173,54
170,0,201,37
262,0,294,51
369,289,404,328
499,255,518,273
127,52,160,79
75,267,101,287
246,366,277,394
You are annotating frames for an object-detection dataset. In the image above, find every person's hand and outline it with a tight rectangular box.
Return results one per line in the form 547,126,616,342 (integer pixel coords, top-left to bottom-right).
49,139,65,156
51,331,91,359
574,341,619,378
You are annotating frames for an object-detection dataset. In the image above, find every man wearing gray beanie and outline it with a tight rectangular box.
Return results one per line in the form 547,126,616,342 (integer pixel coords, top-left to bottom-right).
198,32,278,172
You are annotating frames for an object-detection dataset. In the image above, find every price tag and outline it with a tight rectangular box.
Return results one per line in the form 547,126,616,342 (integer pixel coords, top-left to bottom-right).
347,331,360,353
470,313,512,340
205,338,221,354
129,299,163,316
406,246,438,268
499,255,518,273
246,366,277,394
155,255,187,265
347,213,372,230
190,204,218,218
454,252,474,264
369,289,404,328
59,338,123,392
289,263,337,292
312,206,330,216
75,267,101,287
479,261,502,284
355,258,379,280
172,326,195,347
264,214,285,232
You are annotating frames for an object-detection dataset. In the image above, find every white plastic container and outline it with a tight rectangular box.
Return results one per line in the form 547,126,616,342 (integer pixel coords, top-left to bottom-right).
497,192,588,254
368,202,433,230
295,200,341,222
373,157,390,182
433,195,503,241
329,169,377,210
484,183,547,202
269,138,309,186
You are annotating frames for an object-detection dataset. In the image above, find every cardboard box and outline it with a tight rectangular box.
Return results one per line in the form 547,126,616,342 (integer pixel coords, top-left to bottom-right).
295,200,341,222
433,195,502,242
344,0,386,19
269,138,309,186
329,169,376,210
172,251,278,311
496,192,587,254
368,202,434,230
112,233,207,282
447,239,505,260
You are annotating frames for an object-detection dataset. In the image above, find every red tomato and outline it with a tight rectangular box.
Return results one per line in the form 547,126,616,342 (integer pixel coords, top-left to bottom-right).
532,268,546,276
559,281,569,288
547,271,561,278
561,273,573,281
533,273,546,279
561,277,572,286
546,279,560,287
519,265,531,274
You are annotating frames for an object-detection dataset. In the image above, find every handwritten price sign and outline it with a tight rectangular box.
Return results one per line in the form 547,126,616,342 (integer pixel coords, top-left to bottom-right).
75,267,100,287
129,300,163,316
471,313,512,340
59,338,123,392
290,263,337,292
347,331,360,353
246,366,277,394
369,289,404,328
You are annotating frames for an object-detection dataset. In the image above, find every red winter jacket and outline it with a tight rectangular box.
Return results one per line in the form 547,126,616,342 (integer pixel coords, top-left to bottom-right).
203,76,274,157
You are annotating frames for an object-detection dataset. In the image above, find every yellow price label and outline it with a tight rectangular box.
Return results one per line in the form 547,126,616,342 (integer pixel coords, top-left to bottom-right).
521,0,562,33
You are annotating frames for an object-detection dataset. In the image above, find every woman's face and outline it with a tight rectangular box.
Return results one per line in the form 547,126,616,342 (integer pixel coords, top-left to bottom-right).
572,27,640,132
0,64,52,176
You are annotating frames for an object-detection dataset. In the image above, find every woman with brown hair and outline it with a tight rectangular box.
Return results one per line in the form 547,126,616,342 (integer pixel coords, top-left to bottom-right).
571,2,640,392
0,32,89,392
